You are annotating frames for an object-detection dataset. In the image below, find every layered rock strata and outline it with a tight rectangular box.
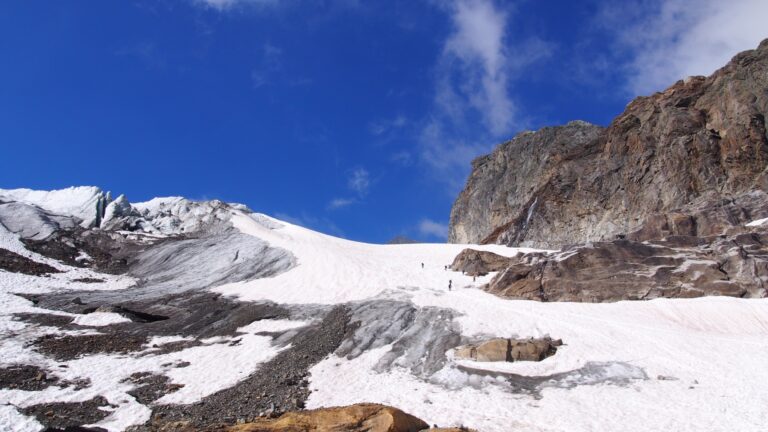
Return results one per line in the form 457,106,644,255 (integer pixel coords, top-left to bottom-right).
452,220,768,301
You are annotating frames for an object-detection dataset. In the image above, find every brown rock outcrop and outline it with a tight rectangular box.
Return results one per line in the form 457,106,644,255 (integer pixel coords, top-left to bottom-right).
449,39,768,248
228,404,428,432
476,224,768,302
450,249,512,276
153,404,431,432
453,337,560,362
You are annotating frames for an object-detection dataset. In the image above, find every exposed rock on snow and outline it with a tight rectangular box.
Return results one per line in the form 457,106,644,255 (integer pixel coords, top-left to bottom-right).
0,365,60,391
451,249,511,276
452,223,768,302
21,396,111,430
21,227,145,274
221,403,430,432
449,39,768,248
0,248,59,276
145,306,350,428
453,337,561,362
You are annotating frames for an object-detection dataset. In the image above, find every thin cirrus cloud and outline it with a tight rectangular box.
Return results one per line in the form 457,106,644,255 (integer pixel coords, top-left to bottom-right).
603,0,768,95
326,198,354,210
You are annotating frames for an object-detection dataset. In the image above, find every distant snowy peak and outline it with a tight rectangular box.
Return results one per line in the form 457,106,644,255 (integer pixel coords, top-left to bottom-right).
0,186,253,238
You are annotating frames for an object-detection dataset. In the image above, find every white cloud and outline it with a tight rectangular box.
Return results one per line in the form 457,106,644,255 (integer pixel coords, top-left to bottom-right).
443,0,512,136
418,0,552,193
347,168,370,196
418,218,449,240
327,198,354,210
607,0,768,94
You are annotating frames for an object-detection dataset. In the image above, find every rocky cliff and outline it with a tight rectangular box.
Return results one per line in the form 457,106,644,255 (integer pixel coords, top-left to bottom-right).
449,39,768,248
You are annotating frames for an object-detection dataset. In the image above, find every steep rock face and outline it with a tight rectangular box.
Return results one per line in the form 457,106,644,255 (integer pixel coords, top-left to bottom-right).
449,39,768,248
448,121,603,246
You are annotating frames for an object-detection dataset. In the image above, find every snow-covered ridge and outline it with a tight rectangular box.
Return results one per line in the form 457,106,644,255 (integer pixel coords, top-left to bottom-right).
0,186,252,237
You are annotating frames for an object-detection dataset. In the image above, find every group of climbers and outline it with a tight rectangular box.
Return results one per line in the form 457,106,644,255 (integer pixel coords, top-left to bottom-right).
419,262,477,290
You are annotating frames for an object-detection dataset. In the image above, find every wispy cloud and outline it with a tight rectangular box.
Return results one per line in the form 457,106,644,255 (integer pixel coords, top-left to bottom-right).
193,0,277,11
251,43,283,88
368,115,408,136
347,167,370,196
601,0,768,95
418,0,552,192
390,151,413,167
326,167,370,210
418,218,449,240
326,197,354,210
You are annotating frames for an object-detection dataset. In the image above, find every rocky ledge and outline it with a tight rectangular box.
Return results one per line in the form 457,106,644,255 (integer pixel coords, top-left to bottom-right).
452,221,768,302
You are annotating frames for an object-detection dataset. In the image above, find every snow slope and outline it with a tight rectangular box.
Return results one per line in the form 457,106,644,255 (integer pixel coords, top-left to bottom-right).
223,212,768,432
214,212,542,304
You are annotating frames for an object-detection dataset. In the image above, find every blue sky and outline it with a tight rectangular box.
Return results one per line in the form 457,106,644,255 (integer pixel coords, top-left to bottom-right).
1,0,766,243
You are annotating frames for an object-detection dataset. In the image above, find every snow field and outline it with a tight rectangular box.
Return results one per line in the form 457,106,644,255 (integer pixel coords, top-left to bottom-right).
228,212,768,432
1,208,768,431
